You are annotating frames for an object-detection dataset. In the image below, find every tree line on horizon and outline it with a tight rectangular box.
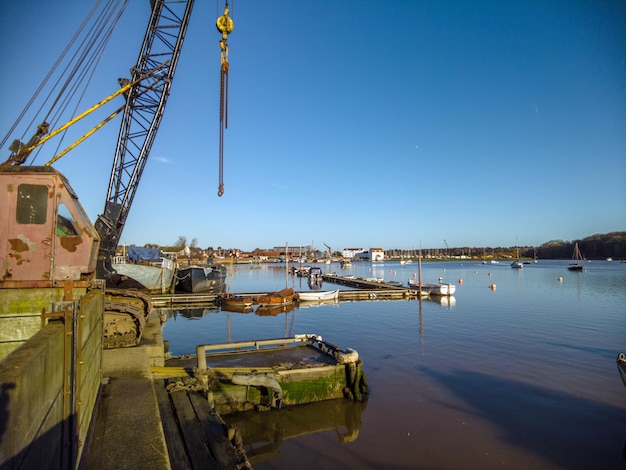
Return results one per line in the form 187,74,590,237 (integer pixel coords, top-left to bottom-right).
137,232,626,261
528,232,626,260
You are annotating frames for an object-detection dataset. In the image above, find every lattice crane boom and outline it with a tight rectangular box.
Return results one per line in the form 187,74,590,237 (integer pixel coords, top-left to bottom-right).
95,0,195,279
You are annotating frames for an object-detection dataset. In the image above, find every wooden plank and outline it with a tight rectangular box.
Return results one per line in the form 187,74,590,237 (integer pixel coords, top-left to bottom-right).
169,387,220,470
154,379,191,470
188,392,251,468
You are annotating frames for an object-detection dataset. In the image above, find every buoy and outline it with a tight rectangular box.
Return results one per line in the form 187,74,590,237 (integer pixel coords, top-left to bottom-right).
557,277,563,282
488,272,492,276
490,283,496,290
438,276,443,282
458,278,463,284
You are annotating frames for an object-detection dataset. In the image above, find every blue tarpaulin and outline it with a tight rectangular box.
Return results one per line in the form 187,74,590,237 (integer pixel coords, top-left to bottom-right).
127,246,161,261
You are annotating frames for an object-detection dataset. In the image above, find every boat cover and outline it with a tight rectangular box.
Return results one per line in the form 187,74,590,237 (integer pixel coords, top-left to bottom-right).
128,246,161,261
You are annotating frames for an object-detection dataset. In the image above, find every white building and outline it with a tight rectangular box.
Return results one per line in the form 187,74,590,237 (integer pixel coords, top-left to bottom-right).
353,248,385,261
342,248,366,259
370,248,384,261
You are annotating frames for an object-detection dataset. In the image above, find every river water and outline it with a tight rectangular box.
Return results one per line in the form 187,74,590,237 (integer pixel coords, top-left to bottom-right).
159,260,626,469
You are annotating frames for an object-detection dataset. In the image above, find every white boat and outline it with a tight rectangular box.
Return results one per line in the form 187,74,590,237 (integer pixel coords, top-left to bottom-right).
297,289,340,302
428,283,456,296
511,236,523,269
308,266,324,284
407,279,456,296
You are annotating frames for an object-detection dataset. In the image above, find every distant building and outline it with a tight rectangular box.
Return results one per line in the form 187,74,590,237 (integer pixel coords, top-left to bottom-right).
353,248,385,261
342,248,366,259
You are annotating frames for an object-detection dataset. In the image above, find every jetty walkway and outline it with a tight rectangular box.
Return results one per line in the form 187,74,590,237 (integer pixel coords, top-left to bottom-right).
81,313,250,469
151,274,425,307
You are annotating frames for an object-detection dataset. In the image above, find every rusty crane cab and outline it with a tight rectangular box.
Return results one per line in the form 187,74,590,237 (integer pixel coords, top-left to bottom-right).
1,165,99,286
0,165,104,360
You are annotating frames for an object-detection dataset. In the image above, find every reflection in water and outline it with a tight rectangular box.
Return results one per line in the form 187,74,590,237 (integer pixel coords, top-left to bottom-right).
295,299,340,309
426,295,456,309
159,305,218,321
255,303,295,317
225,398,368,466
255,303,296,336
419,366,626,470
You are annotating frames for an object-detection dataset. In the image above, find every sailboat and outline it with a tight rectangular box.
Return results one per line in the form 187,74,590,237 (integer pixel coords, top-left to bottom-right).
511,236,523,269
567,242,584,271
220,257,253,309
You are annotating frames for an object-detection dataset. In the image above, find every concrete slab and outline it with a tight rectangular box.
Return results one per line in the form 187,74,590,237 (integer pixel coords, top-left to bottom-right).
80,314,170,470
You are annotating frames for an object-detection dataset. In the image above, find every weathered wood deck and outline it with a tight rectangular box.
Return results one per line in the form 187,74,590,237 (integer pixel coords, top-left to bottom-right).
153,377,252,470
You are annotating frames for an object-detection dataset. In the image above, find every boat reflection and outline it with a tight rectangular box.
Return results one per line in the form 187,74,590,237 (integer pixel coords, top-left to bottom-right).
224,397,368,466
296,298,340,309
427,295,456,309
255,303,295,316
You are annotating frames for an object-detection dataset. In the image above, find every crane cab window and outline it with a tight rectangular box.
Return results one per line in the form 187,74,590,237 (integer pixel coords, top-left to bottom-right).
16,184,47,224
56,203,79,237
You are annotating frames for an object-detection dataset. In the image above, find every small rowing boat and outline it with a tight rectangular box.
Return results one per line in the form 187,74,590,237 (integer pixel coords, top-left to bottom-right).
256,287,296,306
407,279,456,296
297,289,339,302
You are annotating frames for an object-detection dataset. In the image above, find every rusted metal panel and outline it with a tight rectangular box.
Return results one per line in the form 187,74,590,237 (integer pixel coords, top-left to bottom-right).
0,166,100,285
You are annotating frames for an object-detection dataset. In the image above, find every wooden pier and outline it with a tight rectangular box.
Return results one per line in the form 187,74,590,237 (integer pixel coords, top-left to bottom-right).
151,274,427,306
152,376,252,469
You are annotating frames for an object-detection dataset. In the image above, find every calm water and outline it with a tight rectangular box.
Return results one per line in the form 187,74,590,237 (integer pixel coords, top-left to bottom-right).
160,260,626,469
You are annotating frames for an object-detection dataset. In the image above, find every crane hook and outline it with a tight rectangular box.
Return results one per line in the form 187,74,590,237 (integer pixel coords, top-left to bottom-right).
216,2,233,198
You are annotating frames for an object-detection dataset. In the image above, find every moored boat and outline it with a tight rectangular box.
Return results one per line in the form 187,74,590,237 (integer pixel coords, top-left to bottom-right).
165,334,368,415
175,264,227,294
567,242,584,271
294,266,311,277
297,289,339,302
407,279,456,296
511,236,523,269
308,266,324,284
220,293,254,308
112,259,177,294
256,287,296,306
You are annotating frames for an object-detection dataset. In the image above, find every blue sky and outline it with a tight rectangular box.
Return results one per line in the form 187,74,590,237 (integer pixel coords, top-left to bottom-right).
1,1,624,252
